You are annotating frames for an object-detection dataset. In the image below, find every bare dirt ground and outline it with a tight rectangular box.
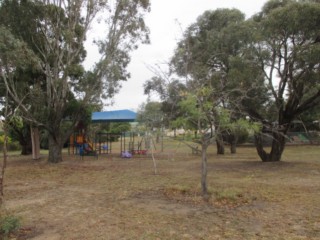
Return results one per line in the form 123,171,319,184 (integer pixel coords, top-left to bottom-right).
1,145,320,239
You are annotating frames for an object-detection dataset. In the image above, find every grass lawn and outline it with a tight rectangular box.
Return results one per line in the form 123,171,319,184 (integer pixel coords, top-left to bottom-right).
1,142,320,239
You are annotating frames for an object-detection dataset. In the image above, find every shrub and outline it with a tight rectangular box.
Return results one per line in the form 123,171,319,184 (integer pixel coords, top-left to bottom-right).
0,135,21,152
7,141,21,152
0,135,11,145
237,129,249,144
0,140,20,152
0,215,21,238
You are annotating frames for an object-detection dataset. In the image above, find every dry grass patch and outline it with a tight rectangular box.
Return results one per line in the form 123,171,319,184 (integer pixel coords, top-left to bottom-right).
1,145,320,239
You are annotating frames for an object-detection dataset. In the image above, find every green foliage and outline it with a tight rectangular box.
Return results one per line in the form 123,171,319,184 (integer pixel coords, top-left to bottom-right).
8,116,23,131
0,26,37,66
174,91,260,143
169,7,264,152
109,122,131,134
0,134,11,145
7,141,21,152
164,0,319,162
97,122,131,134
137,101,164,129
0,125,20,152
174,93,206,132
0,214,21,238
144,77,187,129
171,8,247,79
229,118,261,135
7,116,30,147
179,94,201,121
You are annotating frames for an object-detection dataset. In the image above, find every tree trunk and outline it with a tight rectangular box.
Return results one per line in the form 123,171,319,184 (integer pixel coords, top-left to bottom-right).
216,138,225,155
201,141,209,198
156,131,160,143
31,127,41,160
0,144,7,204
255,131,286,162
20,141,32,155
48,133,63,163
16,127,32,155
0,151,6,206
0,126,8,206
229,133,238,154
230,141,237,154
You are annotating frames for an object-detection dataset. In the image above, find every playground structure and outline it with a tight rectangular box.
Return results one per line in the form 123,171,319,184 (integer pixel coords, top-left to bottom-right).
69,132,97,157
69,131,150,158
94,132,118,155
67,109,161,158
67,109,139,158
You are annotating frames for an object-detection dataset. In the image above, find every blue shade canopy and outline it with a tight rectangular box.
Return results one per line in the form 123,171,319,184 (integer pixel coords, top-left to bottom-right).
92,110,137,123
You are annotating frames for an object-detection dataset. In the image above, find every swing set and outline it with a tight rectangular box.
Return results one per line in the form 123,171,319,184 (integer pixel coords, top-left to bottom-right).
120,132,150,156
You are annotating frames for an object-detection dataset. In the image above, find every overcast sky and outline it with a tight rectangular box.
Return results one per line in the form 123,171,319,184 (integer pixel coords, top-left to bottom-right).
85,0,268,111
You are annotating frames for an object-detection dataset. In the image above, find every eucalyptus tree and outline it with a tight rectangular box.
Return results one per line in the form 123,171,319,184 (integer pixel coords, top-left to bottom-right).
154,8,263,196
175,88,220,197
0,0,150,163
137,101,164,132
144,75,187,134
172,83,260,196
245,0,320,162
170,8,256,154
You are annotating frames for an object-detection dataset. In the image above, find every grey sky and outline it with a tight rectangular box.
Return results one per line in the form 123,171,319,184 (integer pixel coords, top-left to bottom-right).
85,0,268,111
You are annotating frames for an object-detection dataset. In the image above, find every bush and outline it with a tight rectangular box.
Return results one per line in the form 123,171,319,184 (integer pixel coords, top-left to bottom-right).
237,129,249,144
0,135,11,145
0,134,21,152
0,141,21,152
7,141,21,152
0,215,21,238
